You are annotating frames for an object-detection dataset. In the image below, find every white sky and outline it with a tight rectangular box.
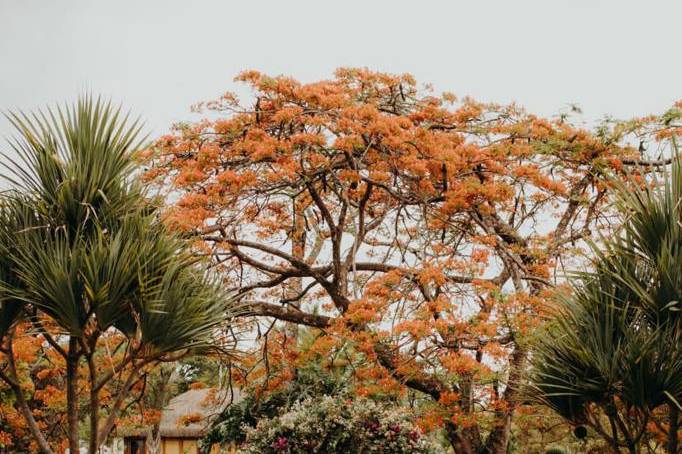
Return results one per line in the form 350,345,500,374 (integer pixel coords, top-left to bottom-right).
1,0,680,141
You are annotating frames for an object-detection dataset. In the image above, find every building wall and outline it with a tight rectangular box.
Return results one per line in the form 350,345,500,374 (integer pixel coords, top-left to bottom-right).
124,437,230,454
162,438,232,454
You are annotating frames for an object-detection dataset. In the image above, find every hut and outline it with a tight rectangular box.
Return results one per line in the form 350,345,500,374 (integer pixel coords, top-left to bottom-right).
121,388,240,454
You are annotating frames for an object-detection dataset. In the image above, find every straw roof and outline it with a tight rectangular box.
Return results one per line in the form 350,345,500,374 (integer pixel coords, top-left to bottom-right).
120,387,242,438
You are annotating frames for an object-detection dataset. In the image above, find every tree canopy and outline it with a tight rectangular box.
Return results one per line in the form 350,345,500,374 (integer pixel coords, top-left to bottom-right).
144,68,680,453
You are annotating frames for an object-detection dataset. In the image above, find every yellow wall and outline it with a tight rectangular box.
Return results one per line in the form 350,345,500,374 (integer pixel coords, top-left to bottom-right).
125,437,222,454
162,438,199,454
182,439,198,454
164,438,180,454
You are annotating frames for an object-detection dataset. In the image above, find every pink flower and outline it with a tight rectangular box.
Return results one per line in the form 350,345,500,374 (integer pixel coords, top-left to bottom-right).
272,436,288,450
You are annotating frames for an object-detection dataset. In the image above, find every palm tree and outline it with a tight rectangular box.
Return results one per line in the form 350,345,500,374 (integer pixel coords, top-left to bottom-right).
0,98,238,454
531,145,682,454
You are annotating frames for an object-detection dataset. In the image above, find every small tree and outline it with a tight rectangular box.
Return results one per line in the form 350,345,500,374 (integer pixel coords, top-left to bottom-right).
531,145,682,454
0,98,237,454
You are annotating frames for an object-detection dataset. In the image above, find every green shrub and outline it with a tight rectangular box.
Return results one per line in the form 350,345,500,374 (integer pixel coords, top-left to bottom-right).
237,395,444,454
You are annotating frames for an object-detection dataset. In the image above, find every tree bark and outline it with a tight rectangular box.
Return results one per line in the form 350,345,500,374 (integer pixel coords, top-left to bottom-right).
87,351,99,454
146,368,176,454
5,375,55,454
97,366,140,445
284,199,306,339
446,422,477,454
668,403,679,454
482,346,527,454
145,426,161,454
66,337,80,454
0,337,55,454
249,302,332,328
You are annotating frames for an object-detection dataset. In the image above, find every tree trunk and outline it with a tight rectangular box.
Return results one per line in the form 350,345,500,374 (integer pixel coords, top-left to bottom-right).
66,337,80,454
145,426,161,454
668,403,679,454
146,367,175,454
87,352,99,454
97,367,140,445
1,338,55,454
13,384,55,454
284,200,306,339
482,346,527,454
445,422,477,454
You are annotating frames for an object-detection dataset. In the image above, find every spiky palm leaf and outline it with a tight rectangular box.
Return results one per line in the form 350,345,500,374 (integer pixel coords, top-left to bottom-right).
531,142,682,438
3,96,145,230
0,95,237,355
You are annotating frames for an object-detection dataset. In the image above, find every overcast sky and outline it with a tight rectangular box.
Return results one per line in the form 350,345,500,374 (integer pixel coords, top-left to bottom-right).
1,0,680,141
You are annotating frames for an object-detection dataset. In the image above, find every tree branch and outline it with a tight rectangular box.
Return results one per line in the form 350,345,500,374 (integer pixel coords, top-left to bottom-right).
247,301,332,329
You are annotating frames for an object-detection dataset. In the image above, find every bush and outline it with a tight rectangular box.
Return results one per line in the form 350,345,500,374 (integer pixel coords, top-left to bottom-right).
237,395,444,454
202,361,348,449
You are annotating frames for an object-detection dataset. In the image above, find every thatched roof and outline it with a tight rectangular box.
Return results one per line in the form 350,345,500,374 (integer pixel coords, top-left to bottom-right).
119,387,242,438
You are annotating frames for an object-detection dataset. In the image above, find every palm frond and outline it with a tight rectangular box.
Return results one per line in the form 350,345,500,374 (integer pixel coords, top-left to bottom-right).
0,96,240,355
531,140,682,429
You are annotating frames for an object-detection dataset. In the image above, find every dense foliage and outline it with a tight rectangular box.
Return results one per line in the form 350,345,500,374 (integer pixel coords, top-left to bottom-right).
203,357,349,449
531,145,682,454
237,395,444,454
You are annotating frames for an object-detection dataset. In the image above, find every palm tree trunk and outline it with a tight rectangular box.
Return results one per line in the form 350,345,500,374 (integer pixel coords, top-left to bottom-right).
87,352,99,454
607,415,621,454
668,403,679,454
66,337,80,454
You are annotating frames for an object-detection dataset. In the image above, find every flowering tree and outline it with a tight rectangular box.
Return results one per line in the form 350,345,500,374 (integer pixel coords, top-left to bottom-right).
0,324,204,453
145,69,677,453
0,323,67,453
0,98,237,454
